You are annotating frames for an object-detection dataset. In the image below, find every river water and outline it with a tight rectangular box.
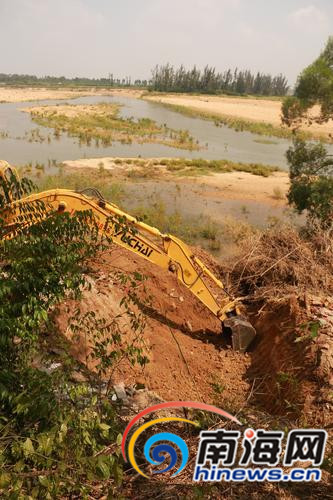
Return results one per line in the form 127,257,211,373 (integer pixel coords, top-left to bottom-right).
0,95,320,169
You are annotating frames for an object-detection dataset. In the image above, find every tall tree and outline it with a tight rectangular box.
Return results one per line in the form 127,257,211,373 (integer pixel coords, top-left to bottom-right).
282,37,333,227
282,36,333,127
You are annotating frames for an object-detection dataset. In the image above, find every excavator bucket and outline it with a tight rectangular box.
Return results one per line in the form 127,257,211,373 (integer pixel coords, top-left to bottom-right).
223,316,256,353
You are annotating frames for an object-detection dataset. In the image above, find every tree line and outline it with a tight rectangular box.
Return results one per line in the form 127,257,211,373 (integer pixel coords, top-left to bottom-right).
150,64,289,96
0,73,148,88
0,66,289,96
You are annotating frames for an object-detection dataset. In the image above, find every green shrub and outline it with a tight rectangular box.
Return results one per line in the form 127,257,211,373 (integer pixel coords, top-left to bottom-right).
287,139,333,227
0,174,148,496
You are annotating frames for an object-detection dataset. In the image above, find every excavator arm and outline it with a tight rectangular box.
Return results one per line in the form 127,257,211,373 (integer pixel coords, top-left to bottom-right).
0,162,256,351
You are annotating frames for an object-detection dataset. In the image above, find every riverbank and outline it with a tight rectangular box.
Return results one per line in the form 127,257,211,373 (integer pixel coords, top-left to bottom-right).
144,93,333,142
0,86,143,103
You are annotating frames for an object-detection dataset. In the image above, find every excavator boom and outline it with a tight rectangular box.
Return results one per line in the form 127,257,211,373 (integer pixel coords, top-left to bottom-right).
0,162,256,351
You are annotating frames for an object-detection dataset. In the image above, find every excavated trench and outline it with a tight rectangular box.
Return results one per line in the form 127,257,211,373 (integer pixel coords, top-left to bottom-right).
247,302,313,416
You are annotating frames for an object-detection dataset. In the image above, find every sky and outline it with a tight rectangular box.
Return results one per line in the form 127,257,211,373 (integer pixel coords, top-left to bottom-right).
0,0,332,86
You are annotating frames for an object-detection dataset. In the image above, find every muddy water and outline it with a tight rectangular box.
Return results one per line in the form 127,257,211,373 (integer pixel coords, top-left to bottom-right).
119,179,303,259
1,95,329,169
123,180,299,228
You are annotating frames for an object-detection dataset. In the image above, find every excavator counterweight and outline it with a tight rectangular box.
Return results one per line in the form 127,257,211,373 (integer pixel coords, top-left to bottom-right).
0,161,256,352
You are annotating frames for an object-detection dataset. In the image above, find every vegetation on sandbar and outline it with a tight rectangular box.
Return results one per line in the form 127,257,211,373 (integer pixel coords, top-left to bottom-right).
119,157,280,178
26,102,200,151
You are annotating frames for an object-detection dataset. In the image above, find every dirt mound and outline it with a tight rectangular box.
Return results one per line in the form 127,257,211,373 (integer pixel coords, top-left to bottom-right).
56,245,251,408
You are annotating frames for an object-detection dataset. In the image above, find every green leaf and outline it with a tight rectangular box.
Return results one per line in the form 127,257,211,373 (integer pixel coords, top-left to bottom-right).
99,423,110,432
40,309,48,322
0,472,11,489
22,437,35,457
97,457,110,479
38,434,54,455
38,475,49,488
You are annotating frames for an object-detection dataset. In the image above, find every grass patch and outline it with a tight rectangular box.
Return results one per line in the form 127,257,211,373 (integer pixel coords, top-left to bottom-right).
108,157,279,178
130,197,220,244
31,167,218,245
160,158,280,177
127,196,256,253
26,102,200,151
146,100,322,142
253,138,279,145
126,165,158,179
31,168,124,205
143,91,285,102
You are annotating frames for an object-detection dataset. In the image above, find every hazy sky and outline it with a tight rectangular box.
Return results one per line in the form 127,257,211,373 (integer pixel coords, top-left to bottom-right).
0,0,332,85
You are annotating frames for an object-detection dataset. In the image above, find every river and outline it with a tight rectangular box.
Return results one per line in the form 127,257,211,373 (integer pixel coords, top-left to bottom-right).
0,95,319,169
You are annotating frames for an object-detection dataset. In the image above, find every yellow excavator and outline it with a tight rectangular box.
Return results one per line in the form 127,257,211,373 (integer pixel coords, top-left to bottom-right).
0,160,256,351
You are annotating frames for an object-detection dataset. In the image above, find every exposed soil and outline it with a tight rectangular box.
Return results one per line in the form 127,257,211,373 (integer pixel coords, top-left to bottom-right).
55,242,332,427
22,102,121,118
248,300,313,417
56,246,251,408
0,86,143,103
186,170,289,205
